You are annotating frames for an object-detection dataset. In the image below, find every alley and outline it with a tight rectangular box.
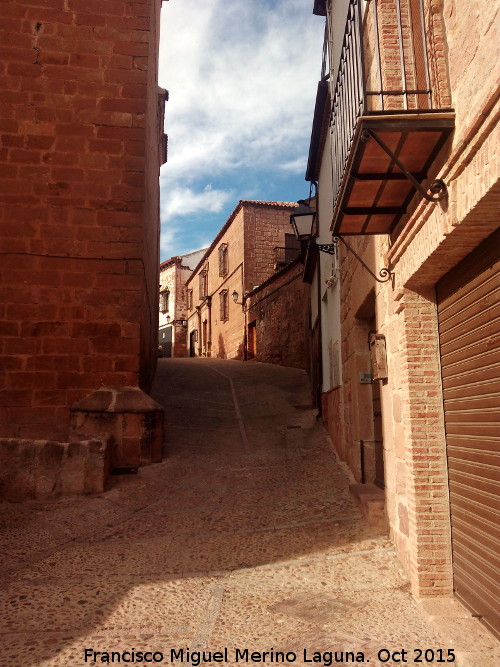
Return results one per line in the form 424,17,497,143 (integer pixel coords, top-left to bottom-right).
1,359,498,666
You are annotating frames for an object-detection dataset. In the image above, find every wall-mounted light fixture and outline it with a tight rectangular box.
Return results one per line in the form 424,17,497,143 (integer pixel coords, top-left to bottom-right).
290,201,394,284
166,316,188,326
290,200,317,241
231,290,244,306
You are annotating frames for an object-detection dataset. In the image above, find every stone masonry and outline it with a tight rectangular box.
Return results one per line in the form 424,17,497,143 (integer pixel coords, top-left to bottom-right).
186,201,297,360
158,249,206,357
246,258,310,370
312,0,499,613
0,0,166,496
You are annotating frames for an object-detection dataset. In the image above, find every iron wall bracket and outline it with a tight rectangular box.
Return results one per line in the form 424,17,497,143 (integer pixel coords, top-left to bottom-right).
333,235,394,284
313,237,394,284
316,243,337,255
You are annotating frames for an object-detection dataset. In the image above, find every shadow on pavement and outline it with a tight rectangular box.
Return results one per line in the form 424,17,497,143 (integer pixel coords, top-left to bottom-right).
0,359,389,665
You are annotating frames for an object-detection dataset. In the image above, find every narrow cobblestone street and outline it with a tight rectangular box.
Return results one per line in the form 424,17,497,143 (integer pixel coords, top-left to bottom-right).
1,359,498,666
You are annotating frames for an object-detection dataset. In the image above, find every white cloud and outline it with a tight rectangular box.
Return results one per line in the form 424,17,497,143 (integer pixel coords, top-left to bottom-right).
159,219,179,259
159,0,323,176
279,156,309,174
158,0,324,257
159,180,232,259
160,182,232,219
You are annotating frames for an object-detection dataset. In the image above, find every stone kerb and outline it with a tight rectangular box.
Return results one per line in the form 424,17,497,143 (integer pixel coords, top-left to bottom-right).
69,386,164,470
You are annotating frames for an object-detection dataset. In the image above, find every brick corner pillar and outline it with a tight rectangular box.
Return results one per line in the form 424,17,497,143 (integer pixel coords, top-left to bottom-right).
396,286,454,598
69,387,164,470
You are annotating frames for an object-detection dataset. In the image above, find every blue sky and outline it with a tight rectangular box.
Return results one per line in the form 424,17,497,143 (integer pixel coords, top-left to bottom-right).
158,0,325,261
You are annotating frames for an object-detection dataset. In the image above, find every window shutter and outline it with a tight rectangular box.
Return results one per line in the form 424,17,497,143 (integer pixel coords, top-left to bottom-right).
219,290,228,321
218,244,228,276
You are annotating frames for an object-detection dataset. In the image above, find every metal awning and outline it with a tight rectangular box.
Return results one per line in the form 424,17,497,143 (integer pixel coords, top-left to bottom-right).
332,112,455,235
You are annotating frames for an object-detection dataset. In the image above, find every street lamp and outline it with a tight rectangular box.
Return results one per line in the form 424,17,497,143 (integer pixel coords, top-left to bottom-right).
291,198,394,283
231,290,244,306
290,200,317,241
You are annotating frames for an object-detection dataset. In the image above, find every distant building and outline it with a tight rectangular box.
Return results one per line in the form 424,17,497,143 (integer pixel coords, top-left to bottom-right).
158,249,207,357
246,256,310,370
186,201,300,360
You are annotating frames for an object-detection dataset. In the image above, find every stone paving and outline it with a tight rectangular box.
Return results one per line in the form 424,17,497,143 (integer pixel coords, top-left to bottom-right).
1,358,498,666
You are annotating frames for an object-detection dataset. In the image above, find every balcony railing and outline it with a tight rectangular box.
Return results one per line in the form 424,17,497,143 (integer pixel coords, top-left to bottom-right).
274,246,301,268
328,0,366,206
319,0,454,235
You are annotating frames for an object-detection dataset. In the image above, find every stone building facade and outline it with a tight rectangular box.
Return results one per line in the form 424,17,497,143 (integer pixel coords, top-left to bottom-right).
307,0,499,636
185,201,298,360
0,0,166,495
246,258,309,370
158,248,206,357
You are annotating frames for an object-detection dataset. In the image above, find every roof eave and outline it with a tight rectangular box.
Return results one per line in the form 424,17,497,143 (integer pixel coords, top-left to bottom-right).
305,79,330,183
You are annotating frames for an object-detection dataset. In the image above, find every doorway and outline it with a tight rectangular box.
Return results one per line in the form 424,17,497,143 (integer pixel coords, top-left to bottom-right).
368,315,385,488
202,320,208,356
247,321,257,359
159,325,173,358
371,372,385,488
189,330,197,357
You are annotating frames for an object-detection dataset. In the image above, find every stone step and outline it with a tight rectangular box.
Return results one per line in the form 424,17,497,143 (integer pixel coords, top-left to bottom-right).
349,483,387,528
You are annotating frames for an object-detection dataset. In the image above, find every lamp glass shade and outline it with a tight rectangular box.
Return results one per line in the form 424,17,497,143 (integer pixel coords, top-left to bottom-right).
290,202,316,241
231,291,239,303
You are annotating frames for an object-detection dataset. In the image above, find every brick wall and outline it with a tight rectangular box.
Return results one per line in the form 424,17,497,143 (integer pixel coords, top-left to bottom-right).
318,0,498,599
186,201,297,360
246,260,310,370
362,0,452,112
0,0,163,440
243,204,296,292
173,265,191,357
186,205,245,359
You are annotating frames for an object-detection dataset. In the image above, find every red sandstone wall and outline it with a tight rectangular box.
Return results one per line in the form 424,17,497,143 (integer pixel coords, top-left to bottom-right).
246,261,310,370
243,203,296,292
141,0,163,390
186,208,245,359
186,202,297,360
0,1,163,440
172,266,190,357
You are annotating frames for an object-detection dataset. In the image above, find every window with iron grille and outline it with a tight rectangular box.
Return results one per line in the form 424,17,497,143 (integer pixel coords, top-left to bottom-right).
160,289,169,313
218,243,228,276
219,289,229,321
199,270,208,299
187,288,193,310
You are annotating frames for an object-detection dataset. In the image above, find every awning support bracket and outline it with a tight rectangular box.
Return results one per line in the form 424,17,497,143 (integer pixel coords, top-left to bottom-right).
361,129,448,202
315,236,394,284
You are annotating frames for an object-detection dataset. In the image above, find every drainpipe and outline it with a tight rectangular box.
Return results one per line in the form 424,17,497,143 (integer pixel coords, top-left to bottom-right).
242,264,247,361
313,181,323,416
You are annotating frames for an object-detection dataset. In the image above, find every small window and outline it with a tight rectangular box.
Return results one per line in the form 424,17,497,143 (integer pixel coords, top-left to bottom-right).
219,289,229,321
199,269,208,299
218,243,228,276
160,289,169,313
187,289,193,310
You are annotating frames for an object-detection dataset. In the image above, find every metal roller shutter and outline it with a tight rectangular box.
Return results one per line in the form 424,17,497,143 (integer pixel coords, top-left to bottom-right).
437,229,500,639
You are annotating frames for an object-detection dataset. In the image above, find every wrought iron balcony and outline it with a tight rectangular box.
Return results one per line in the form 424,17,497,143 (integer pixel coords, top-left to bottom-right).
274,245,301,268
308,0,455,236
